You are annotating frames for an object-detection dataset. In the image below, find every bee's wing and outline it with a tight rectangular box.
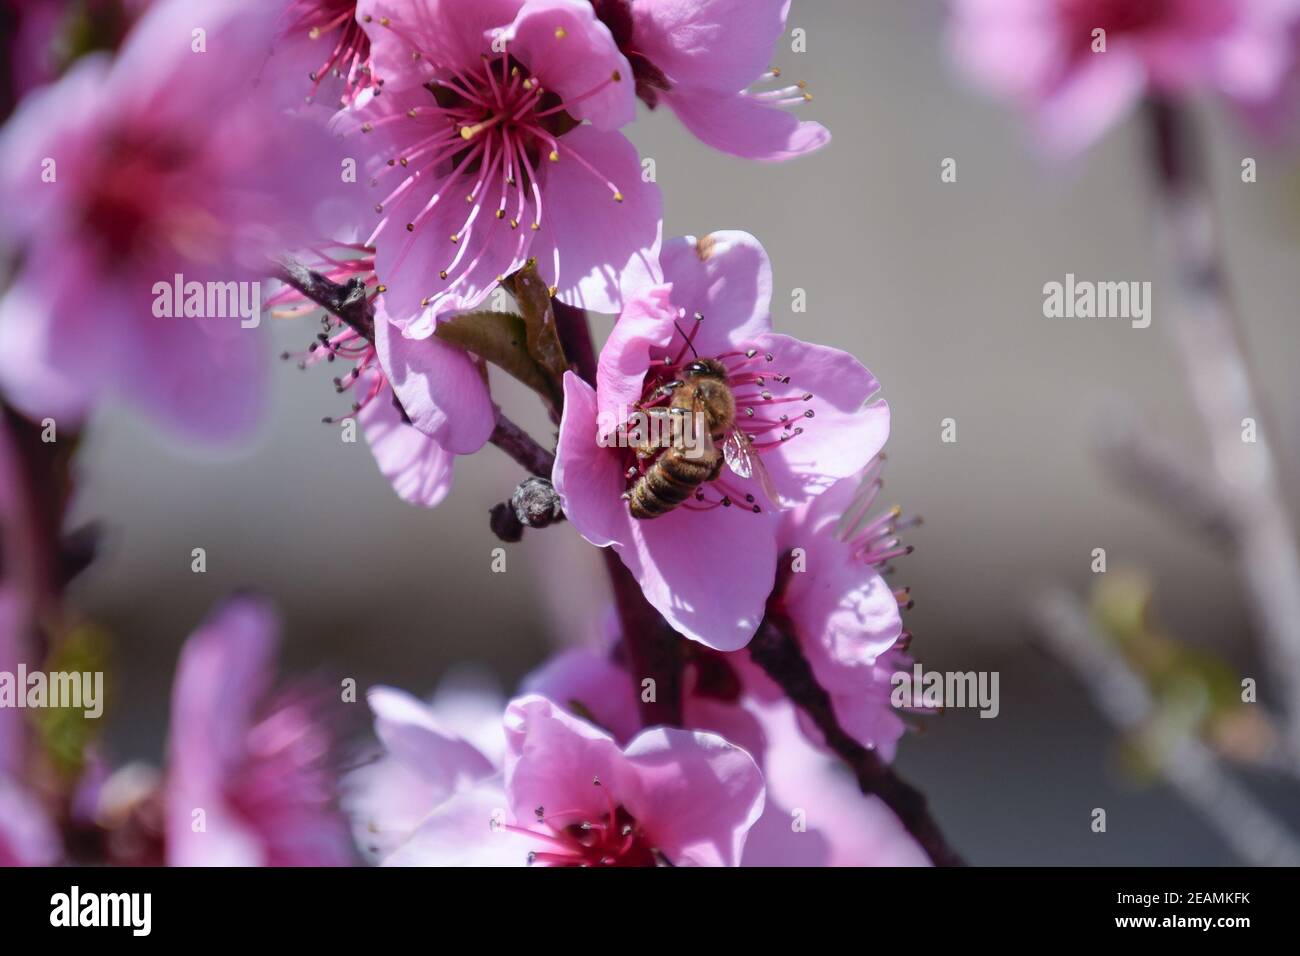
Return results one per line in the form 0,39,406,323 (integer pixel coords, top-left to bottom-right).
723,430,781,506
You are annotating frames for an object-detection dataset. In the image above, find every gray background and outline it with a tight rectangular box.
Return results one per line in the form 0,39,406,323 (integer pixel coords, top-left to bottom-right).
72,1,1300,864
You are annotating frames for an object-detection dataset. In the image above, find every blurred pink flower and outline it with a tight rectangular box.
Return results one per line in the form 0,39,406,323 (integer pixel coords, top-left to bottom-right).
340,0,662,335
165,597,352,866
345,681,503,862
523,634,927,866
553,231,889,651
948,0,1300,154
0,0,352,440
590,0,831,160
360,691,764,866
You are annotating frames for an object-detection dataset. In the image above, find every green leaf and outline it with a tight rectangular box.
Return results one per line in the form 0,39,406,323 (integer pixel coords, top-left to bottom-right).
434,310,563,408
509,260,572,387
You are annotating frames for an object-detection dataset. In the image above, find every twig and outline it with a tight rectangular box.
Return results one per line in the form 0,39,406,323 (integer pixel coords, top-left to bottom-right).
273,256,374,342
275,256,565,533
551,301,687,727
552,299,599,385
1145,101,1300,769
748,619,966,867
604,550,684,727
1,405,76,635
1093,406,1236,548
489,412,554,478
1034,589,1300,866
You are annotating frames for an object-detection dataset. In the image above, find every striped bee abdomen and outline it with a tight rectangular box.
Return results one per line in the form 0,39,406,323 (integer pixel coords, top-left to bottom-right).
628,451,715,519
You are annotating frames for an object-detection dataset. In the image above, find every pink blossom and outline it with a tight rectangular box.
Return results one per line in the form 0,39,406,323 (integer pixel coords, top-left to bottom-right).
590,0,831,161
164,597,352,866
345,681,503,862
523,635,927,865
0,0,352,440
339,0,663,335
275,0,375,106
270,248,494,506
553,230,890,651
766,459,913,760
360,691,764,866
949,0,1300,154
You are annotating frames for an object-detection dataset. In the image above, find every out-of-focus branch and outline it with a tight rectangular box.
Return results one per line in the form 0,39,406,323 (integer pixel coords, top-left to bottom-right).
1034,589,1300,866
1093,407,1236,548
1144,101,1300,769
749,619,966,867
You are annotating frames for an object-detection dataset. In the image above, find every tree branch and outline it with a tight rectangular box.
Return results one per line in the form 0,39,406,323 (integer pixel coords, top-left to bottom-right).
273,256,375,342
552,300,687,728
489,412,554,478
1093,406,1236,549
1034,589,1300,866
604,549,684,727
1145,100,1300,769
748,619,966,867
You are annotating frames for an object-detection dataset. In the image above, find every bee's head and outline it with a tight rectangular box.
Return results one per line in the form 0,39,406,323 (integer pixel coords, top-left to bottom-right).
682,357,728,381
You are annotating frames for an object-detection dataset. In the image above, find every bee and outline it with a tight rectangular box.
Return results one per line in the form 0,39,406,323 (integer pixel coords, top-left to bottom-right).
624,357,779,519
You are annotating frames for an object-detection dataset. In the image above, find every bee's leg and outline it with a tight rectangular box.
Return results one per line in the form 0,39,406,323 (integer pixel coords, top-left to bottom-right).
642,380,683,405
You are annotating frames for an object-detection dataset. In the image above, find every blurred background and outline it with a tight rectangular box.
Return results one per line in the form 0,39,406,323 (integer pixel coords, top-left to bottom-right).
64,0,1300,864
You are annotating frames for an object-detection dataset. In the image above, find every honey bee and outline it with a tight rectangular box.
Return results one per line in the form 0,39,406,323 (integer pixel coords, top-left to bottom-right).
624,357,779,519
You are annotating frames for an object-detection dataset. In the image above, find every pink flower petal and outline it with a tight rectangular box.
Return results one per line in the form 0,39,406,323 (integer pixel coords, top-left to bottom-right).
619,725,765,867
594,284,677,431
631,0,791,92
752,332,889,496
553,372,632,549
529,125,663,314
358,0,525,88
665,86,830,161
618,502,779,651
659,231,774,354
367,686,495,794
373,308,495,455
506,0,636,130
383,776,531,866
356,371,457,507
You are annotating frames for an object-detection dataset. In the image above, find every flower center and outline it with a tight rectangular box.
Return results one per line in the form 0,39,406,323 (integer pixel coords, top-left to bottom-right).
224,692,344,866
616,314,814,514
358,22,626,304
79,133,208,263
499,779,663,867
1056,0,1200,50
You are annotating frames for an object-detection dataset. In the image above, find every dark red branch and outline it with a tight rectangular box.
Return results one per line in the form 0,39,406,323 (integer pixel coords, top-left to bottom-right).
553,299,686,726
604,549,684,727
489,412,554,478
748,619,965,867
